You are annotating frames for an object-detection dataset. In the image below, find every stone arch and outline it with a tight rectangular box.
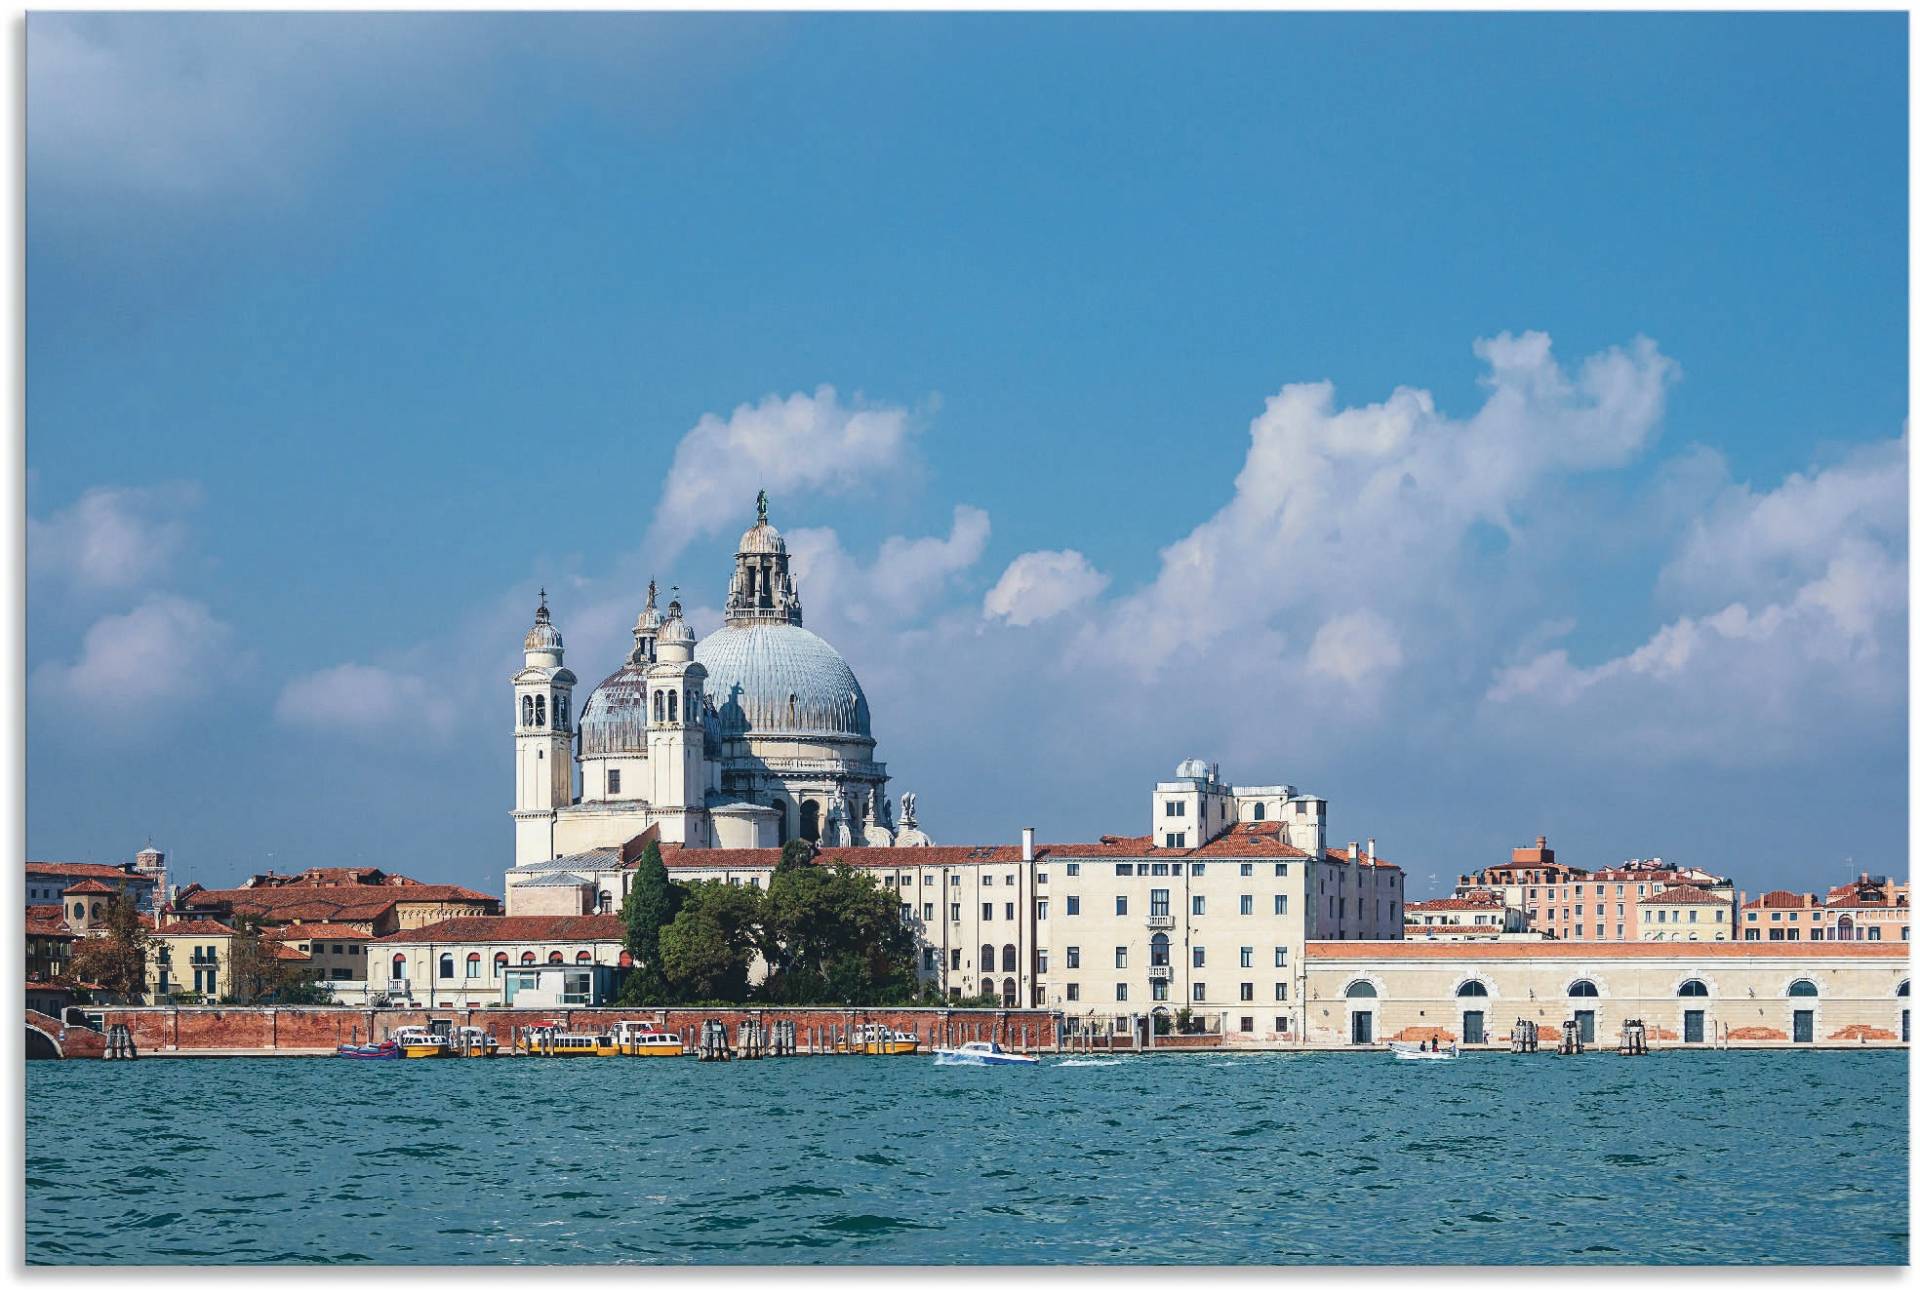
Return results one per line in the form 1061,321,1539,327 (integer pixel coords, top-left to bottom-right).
1455,978,1490,998
1787,978,1819,997
1676,978,1710,997
25,1022,60,1059
1344,979,1379,999
1252,802,1266,821
1567,979,1599,997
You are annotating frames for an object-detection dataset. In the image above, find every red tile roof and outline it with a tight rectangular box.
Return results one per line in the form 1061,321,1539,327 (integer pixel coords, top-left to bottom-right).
1744,889,1822,910
153,919,239,936
1637,885,1728,907
26,909,75,938
63,879,121,895
371,915,627,944
1408,894,1507,911
180,883,499,923
26,861,144,882
266,923,376,942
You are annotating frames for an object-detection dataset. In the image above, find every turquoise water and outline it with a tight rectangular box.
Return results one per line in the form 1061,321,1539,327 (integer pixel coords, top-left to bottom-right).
27,1050,1908,1265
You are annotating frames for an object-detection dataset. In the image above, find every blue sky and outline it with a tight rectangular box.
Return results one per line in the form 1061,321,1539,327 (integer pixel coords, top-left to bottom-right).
26,13,1908,899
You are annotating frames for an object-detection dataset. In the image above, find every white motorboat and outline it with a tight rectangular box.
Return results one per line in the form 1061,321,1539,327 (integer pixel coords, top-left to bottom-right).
1390,1041,1460,1062
931,1040,1039,1067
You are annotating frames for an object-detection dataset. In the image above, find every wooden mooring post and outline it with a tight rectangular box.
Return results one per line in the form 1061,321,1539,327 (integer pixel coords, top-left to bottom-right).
1510,1019,1538,1054
103,1024,138,1061
1619,1019,1648,1056
697,1019,734,1061
1557,1020,1584,1055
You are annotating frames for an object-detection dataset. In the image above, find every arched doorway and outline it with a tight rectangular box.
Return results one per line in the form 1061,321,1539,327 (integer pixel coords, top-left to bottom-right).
800,799,821,843
1345,979,1378,1045
1002,977,1016,1007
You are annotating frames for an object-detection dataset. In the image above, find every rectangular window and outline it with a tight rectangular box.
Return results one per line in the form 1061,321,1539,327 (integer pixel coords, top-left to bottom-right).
1005,902,1015,921
1115,983,1129,1002
1193,946,1206,968
1240,863,1254,877
899,903,912,923
1066,947,1080,969
1150,888,1170,917
1190,863,1205,876
1239,982,1254,1001
922,903,934,920
1194,983,1207,1002
950,903,961,921
1274,894,1289,916
922,948,935,972
1165,832,1186,848
1115,896,1129,916
1192,896,1206,916
1274,982,1288,1000
1274,946,1288,967
1151,979,1169,1001
1066,863,1080,877
1036,952,1048,973
1066,983,1079,1001
1116,863,1133,876
1239,895,1254,916
1239,946,1253,968
982,902,993,921
1151,863,1170,876
1276,1016,1289,1032
951,948,961,970
1066,896,1080,915
607,769,621,795
982,875,993,887
1036,900,1048,921
1114,946,1128,968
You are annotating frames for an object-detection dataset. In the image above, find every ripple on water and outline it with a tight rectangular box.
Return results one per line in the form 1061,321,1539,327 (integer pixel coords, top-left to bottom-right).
25,1051,1909,1266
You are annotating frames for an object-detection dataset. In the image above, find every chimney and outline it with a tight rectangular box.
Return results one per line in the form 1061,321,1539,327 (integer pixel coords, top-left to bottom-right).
1367,837,1376,865
1348,841,1359,864
1021,827,1035,863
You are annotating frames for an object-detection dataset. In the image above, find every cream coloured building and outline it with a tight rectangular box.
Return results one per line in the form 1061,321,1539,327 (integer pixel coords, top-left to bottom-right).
1634,884,1733,941
509,496,934,878
1303,940,1908,1048
370,915,628,1009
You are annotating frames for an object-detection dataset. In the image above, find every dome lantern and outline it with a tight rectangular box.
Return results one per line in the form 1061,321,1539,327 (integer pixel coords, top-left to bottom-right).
725,492,803,628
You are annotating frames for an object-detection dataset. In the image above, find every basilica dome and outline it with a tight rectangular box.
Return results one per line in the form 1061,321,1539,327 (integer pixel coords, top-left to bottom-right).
697,622,871,741
578,663,647,757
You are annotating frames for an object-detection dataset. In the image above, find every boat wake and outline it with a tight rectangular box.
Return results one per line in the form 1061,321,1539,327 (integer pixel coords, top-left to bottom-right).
1056,1057,1132,1068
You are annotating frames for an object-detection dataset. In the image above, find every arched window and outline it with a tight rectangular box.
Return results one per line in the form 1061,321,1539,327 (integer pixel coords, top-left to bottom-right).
71,902,83,920
1253,802,1266,821
494,952,508,974
1677,979,1709,997
548,951,564,964
555,696,568,730
91,903,102,920
1568,979,1599,997
1899,980,1910,997
1002,977,1017,1007
980,944,995,973
667,690,678,723
1788,979,1818,997
800,800,821,843
1837,916,1855,940
534,696,546,727
1345,980,1378,999
598,891,613,914
1002,944,1017,972
521,695,534,727
391,954,406,981
466,953,481,978
1457,979,1488,997
1150,932,1170,967
653,691,664,722
521,951,536,964
438,953,454,979
576,951,592,964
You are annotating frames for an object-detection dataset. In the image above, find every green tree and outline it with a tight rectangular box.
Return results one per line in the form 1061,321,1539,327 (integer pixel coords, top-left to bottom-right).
658,880,765,1003
618,842,682,1004
68,894,149,1002
224,915,322,1004
762,859,919,1005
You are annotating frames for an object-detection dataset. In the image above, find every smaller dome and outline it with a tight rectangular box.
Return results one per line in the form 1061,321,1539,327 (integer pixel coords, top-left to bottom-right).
659,601,696,645
524,591,563,653
738,519,786,556
1175,757,1210,779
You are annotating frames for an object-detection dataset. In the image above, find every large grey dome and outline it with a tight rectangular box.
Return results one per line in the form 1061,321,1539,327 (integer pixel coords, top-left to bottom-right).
697,623,871,741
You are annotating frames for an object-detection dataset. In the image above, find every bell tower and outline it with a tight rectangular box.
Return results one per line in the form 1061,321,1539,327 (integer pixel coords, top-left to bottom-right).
645,597,710,846
511,590,577,865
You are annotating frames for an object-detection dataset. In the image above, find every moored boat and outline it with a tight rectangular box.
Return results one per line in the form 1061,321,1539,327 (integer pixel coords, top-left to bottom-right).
844,1023,919,1056
335,1040,401,1060
389,1025,452,1059
1389,1041,1460,1062
931,1040,1037,1067
451,1025,500,1058
609,1021,685,1057
521,1023,614,1056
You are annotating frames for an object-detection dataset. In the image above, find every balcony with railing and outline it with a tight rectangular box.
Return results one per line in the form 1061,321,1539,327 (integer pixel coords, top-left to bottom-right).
1146,913,1175,929
1147,964,1172,982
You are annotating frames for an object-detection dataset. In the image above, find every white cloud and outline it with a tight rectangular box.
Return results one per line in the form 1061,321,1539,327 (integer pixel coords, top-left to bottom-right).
787,505,990,632
645,387,919,564
28,482,199,592
275,663,460,740
33,594,230,715
983,549,1110,627
1096,332,1678,671
1305,610,1405,687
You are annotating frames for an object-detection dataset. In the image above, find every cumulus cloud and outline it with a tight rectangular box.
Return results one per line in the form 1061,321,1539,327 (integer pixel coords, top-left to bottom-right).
983,550,1110,627
787,505,990,631
1095,332,1678,672
28,482,200,592
33,594,230,715
275,663,461,740
1305,610,1405,687
646,386,919,564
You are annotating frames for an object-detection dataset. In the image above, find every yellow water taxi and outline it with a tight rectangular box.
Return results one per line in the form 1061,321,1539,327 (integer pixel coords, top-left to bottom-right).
521,1023,613,1056
390,1025,450,1059
610,1021,685,1057
451,1025,500,1058
844,1023,920,1056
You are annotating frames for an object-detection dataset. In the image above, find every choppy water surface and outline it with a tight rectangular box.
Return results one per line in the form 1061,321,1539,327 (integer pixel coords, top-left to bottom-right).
27,1050,1907,1265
